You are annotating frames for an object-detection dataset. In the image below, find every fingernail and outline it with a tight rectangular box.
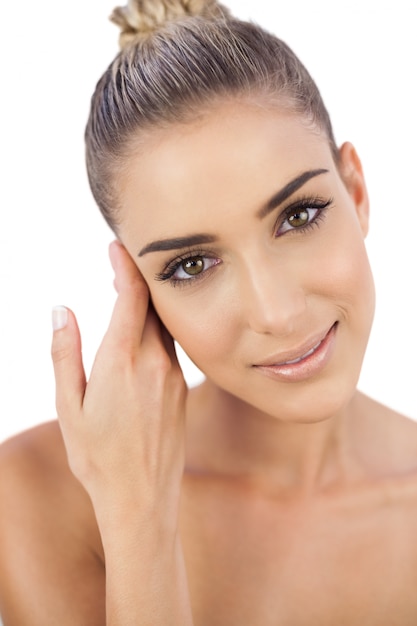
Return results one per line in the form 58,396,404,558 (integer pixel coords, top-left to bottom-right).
52,305,68,330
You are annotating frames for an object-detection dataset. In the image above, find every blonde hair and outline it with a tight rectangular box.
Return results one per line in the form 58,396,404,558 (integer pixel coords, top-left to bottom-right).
85,0,338,231
111,0,230,47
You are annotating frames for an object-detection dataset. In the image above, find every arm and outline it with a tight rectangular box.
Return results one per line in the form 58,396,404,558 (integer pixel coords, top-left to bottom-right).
51,241,193,625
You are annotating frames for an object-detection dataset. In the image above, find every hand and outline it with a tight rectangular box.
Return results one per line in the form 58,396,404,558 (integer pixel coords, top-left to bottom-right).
51,241,188,518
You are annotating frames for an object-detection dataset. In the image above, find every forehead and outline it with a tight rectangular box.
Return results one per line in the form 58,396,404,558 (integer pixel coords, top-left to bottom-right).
118,101,335,237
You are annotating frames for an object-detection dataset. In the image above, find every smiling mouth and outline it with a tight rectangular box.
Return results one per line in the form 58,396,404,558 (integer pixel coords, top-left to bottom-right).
280,339,324,366
253,322,338,382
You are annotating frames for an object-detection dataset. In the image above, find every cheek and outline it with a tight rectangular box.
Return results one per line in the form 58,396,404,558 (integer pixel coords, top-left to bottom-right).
150,290,236,370
320,216,375,328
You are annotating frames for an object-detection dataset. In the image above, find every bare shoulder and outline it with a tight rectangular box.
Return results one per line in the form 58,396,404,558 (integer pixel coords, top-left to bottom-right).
0,419,69,478
0,422,105,625
0,420,97,528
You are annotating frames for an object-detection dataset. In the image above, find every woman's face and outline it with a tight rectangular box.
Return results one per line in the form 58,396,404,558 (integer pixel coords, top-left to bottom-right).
117,101,375,422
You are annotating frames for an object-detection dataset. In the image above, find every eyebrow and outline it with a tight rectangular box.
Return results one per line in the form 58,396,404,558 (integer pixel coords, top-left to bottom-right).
138,168,329,256
138,233,216,257
256,168,329,219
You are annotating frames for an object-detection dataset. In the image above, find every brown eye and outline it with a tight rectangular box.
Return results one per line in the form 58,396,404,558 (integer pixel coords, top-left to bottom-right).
182,256,204,275
288,209,309,228
276,198,331,237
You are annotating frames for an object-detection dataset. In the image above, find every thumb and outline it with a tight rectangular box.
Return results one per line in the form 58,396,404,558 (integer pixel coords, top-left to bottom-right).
51,306,86,417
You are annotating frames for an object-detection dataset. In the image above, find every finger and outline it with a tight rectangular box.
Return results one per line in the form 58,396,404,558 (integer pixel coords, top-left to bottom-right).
105,240,150,352
160,323,181,367
141,301,180,366
51,306,86,416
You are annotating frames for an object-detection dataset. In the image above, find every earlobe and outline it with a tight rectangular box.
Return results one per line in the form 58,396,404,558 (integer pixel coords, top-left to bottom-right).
338,142,370,237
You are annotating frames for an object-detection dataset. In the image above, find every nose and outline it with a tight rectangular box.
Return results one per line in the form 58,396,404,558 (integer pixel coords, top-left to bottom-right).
240,255,307,336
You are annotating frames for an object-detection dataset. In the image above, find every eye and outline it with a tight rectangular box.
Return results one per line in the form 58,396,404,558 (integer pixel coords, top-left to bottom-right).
276,197,333,237
176,256,206,279
155,253,221,284
279,207,319,234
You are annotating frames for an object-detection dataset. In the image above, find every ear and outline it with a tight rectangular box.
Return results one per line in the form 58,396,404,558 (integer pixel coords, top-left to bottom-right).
337,142,370,237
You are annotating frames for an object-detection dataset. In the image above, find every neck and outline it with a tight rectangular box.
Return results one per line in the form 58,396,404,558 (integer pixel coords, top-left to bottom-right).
186,379,363,495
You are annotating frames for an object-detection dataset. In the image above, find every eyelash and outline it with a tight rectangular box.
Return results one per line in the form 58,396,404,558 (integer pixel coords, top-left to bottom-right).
155,248,220,285
275,195,333,237
155,195,334,287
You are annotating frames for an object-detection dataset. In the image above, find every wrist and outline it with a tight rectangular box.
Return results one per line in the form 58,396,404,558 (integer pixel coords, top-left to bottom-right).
92,489,181,545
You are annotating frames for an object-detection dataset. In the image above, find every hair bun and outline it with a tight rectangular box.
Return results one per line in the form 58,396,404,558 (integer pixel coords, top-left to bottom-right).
110,0,231,48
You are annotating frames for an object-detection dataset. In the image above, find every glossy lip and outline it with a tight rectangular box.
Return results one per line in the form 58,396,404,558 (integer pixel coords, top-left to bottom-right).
253,322,338,383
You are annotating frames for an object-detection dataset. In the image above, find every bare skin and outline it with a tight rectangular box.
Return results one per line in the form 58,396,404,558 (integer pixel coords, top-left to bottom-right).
1,102,417,624
1,395,417,625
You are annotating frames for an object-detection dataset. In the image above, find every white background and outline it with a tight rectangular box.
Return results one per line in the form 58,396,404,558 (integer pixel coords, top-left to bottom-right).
0,0,416,444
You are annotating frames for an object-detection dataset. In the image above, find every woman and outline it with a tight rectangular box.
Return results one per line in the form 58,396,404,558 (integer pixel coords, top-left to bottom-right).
1,0,417,623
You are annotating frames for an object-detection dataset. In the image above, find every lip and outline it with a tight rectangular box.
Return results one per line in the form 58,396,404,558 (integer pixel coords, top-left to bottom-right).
253,322,338,383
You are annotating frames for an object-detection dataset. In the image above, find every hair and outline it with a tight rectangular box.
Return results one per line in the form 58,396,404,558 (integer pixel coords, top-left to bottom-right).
85,0,338,232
